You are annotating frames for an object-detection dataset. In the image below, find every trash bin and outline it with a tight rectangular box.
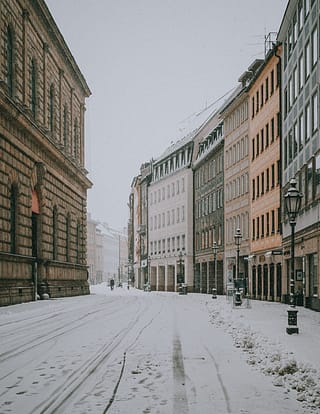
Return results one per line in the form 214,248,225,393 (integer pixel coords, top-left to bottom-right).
178,284,188,295
212,288,217,299
234,291,242,306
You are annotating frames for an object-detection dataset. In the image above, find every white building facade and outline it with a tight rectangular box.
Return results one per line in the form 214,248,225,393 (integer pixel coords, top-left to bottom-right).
148,134,194,292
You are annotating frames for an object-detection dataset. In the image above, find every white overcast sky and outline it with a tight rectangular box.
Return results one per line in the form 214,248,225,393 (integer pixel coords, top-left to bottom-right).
45,0,288,230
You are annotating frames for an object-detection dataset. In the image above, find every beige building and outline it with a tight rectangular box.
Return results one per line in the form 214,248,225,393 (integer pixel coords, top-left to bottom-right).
220,63,260,293
0,0,91,305
248,44,283,302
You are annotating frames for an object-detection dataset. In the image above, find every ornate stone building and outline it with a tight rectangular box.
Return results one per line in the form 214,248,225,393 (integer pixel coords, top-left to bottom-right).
0,0,92,306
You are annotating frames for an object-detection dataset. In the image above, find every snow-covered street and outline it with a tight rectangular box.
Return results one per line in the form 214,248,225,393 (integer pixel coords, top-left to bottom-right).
0,285,319,414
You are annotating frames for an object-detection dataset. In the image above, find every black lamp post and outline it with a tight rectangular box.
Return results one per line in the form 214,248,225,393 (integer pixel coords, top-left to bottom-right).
234,228,242,306
177,251,186,294
212,242,218,299
284,178,302,334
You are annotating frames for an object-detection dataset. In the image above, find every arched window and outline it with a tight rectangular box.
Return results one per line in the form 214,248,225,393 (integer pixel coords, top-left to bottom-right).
31,59,37,118
6,26,14,96
10,184,18,253
63,105,68,150
49,84,55,134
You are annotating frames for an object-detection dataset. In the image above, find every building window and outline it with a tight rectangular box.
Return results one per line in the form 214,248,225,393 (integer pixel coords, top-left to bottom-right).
265,77,269,101
305,41,310,80
316,153,320,196
271,164,275,188
298,112,304,149
298,54,304,91
305,102,311,142
73,118,79,158
66,214,71,262
31,59,37,118
63,105,68,149
76,220,81,263
270,70,274,95
49,84,55,134
266,212,270,236
271,117,275,142
312,26,318,67
284,137,288,168
266,168,270,192
288,129,293,163
307,159,313,203
309,253,318,297
305,0,310,17
53,206,58,260
294,122,298,158
312,92,318,133
10,184,18,254
298,0,304,31
6,26,14,97
271,210,275,234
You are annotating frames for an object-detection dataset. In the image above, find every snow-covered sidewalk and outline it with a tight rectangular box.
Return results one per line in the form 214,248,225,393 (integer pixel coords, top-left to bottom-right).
206,295,320,413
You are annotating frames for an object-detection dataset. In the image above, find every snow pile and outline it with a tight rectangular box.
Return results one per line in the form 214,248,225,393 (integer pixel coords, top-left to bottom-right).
207,298,320,413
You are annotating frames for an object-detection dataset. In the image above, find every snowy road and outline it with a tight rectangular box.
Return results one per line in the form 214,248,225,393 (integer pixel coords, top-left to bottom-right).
0,286,306,413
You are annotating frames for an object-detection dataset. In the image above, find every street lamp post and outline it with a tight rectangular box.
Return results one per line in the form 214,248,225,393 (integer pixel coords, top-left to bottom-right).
234,228,242,306
212,242,218,299
177,251,186,294
284,178,302,334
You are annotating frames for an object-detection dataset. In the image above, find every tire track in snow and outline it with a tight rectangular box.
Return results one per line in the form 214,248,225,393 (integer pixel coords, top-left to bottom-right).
31,298,164,414
173,332,190,414
204,345,232,413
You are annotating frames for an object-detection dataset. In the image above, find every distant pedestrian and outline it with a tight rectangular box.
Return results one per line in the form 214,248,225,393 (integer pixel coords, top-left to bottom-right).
110,279,114,290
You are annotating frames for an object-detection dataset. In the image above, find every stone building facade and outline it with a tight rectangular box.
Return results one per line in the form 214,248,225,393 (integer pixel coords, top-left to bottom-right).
0,0,91,306
193,112,224,294
278,0,320,311
247,45,283,302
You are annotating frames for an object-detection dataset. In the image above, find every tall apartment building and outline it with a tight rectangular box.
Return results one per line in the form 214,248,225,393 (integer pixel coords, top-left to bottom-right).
278,0,320,310
193,113,224,294
247,44,283,302
220,65,258,293
148,133,194,292
0,0,91,305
